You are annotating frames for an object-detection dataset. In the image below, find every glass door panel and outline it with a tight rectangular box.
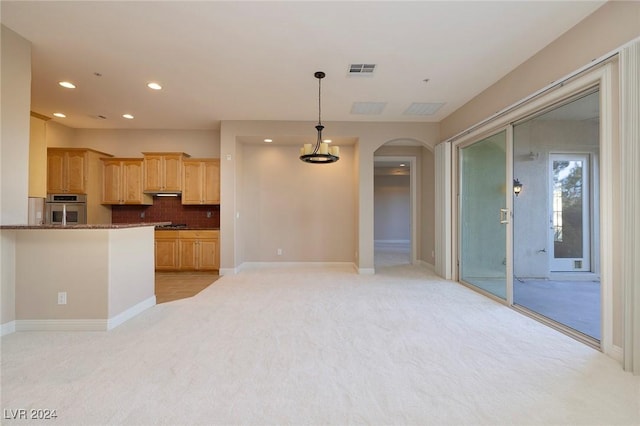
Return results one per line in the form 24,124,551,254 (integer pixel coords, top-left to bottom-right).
460,131,508,299
512,90,600,341
550,154,590,272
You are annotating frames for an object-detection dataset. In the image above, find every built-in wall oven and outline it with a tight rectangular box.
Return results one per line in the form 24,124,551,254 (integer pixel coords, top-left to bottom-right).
45,194,87,225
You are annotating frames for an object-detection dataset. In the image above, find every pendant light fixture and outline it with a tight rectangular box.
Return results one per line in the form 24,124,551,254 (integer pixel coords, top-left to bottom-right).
300,71,340,163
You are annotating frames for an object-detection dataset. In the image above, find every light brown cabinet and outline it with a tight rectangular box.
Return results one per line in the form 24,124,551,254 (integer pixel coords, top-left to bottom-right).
47,148,113,224
101,158,153,205
142,152,189,193
154,229,219,271
48,148,110,194
154,230,179,271
182,159,220,205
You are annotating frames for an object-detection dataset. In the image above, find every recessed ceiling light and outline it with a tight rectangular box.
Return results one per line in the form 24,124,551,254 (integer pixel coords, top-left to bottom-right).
58,81,76,89
323,139,332,144
122,114,134,119
400,163,406,167
264,139,273,143
147,82,162,90
53,112,66,118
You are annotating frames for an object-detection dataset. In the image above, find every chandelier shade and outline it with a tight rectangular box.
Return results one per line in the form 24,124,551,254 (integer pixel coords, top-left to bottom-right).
300,71,339,164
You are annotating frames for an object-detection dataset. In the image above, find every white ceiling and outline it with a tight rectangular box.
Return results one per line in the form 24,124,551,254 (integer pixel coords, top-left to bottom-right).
1,1,605,130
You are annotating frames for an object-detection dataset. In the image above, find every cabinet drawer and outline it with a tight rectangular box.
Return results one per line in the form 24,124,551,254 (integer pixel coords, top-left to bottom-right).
155,230,179,238
179,230,219,239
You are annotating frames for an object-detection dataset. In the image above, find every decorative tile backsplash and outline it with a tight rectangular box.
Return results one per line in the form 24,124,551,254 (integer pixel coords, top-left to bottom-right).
111,196,220,228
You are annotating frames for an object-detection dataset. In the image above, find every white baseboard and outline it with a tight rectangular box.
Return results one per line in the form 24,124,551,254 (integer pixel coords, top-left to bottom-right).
417,260,436,271
219,267,238,276
107,296,156,330
358,268,375,275
1,320,16,336
12,296,156,332
374,239,410,245
16,319,109,332
238,262,356,272
609,344,623,363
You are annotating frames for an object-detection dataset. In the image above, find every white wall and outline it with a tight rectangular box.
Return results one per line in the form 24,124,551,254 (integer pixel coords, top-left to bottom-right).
1,25,31,331
1,25,31,224
374,174,410,242
15,230,109,319
62,128,220,158
240,143,355,263
108,227,154,317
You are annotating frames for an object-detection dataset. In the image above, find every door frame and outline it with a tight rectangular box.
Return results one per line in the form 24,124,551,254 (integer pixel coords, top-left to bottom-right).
548,153,592,272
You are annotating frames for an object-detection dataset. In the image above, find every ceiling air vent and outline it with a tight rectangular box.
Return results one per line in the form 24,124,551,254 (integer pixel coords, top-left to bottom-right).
403,102,445,116
349,64,376,76
351,102,387,115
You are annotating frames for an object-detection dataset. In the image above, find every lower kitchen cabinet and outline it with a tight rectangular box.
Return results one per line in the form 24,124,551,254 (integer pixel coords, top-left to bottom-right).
155,230,219,271
154,231,179,270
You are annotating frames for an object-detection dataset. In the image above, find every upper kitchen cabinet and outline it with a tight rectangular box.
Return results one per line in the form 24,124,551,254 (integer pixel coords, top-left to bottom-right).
101,158,153,205
29,113,49,198
182,159,220,205
47,148,112,194
142,152,190,193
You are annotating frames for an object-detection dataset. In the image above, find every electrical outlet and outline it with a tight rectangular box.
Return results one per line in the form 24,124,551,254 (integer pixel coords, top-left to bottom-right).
140,212,145,219
58,292,67,305
206,211,212,218
277,248,283,256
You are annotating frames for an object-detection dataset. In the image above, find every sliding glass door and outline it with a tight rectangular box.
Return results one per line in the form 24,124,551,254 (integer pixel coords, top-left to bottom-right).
459,130,508,299
512,90,601,341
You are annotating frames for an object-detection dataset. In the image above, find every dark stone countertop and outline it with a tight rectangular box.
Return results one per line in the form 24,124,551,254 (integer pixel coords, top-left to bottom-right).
0,222,170,230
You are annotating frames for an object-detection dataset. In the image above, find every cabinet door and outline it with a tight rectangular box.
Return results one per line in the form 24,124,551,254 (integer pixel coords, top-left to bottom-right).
66,151,86,193
203,160,220,204
102,160,122,204
198,239,219,270
143,155,163,191
155,239,179,270
181,161,203,205
179,239,198,270
47,151,66,193
122,160,145,204
163,155,183,191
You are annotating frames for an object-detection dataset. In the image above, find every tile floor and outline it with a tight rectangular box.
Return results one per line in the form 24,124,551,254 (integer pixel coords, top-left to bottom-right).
155,271,220,304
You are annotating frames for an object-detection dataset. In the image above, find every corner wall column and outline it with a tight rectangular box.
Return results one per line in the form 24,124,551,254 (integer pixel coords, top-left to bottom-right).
621,40,640,375
435,141,452,279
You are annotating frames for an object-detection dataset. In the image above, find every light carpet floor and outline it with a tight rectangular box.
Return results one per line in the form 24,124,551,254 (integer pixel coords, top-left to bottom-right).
1,264,639,425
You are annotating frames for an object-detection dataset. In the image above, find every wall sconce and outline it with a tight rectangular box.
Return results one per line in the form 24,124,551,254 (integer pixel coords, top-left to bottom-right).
513,179,523,196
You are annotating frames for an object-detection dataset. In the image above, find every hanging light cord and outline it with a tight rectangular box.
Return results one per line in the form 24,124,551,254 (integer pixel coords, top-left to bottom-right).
314,75,324,153
318,76,322,126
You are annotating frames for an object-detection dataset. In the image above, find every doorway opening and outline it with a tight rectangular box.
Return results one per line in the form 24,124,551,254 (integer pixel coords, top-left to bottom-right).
374,156,416,269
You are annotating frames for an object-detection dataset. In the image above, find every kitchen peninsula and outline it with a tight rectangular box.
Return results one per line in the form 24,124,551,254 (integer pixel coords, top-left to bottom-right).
0,223,165,332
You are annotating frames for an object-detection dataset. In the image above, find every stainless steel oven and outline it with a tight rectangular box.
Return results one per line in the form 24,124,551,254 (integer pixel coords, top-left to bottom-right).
45,194,87,225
